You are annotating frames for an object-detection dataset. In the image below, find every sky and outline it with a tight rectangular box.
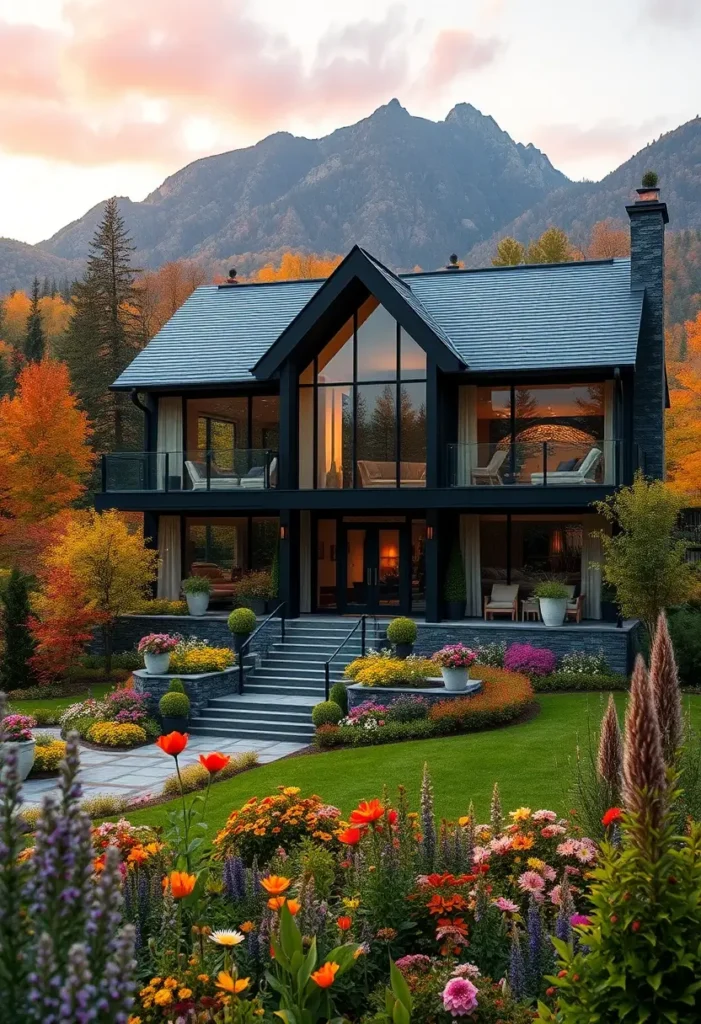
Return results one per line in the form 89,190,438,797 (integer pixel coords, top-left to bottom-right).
0,0,699,244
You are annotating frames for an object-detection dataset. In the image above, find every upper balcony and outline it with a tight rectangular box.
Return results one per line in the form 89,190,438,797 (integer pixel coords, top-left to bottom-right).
102,449,278,493
447,440,622,487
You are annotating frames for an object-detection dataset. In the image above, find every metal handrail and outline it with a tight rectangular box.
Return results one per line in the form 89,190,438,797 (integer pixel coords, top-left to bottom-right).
237,602,286,695
323,615,367,701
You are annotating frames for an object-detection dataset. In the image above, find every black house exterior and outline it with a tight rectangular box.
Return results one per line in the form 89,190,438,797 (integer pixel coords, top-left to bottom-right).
96,186,668,625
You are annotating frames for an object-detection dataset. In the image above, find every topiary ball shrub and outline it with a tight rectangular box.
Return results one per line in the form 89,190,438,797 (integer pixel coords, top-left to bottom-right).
329,681,348,715
168,678,186,693
311,700,343,728
504,642,557,678
386,617,417,645
228,606,258,635
158,690,190,717
641,169,659,188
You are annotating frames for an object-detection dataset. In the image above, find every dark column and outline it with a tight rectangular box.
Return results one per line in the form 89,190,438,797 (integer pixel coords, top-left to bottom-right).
279,509,300,618
425,508,440,621
627,186,668,480
425,360,440,488
278,361,299,490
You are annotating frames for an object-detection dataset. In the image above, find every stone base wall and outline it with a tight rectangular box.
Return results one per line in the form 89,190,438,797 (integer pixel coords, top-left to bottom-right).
90,614,282,660
348,680,481,710
132,667,238,716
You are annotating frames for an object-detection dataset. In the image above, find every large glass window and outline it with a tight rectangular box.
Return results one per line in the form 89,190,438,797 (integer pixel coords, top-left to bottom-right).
185,516,279,590
186,395,279,485
479,514,583,603
299,297,427,488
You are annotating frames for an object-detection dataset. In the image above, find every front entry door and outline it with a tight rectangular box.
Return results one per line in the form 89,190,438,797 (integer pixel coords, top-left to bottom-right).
341,524,406,614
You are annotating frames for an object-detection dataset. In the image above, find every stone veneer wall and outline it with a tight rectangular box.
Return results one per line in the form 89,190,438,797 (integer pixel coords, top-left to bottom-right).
91,614,281,660
347,681,481,711
132,668,238,716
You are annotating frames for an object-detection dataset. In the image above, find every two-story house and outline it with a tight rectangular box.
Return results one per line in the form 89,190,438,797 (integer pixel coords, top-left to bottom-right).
96,182,668,639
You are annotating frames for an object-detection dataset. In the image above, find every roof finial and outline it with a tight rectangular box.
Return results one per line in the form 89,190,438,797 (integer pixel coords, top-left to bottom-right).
445,253,460,271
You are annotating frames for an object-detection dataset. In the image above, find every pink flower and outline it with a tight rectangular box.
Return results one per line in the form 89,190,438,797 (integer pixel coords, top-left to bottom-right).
489,836,513,855
532,809,557,823
564,865,581,877
493,897,520,913
472,846,491,865
570,914,592,927
452,963,481,979
395,954,432,973
549,885,562,906
442,977,479,1016
575,845,595,864
540,865,557,882
556,839,578,857
517,871,545,894
541,824,566,838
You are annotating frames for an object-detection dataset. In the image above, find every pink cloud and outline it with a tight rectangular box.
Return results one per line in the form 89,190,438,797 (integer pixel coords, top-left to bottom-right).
531,118,669,169
425,29,502,89
0,22,61,99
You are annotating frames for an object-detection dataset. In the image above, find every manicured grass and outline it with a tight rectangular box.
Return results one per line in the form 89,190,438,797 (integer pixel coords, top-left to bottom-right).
123,692,701,837
10,683,115,716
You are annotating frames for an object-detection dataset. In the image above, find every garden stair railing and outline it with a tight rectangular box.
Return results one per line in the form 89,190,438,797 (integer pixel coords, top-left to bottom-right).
323,615,368,700
238,602,286,695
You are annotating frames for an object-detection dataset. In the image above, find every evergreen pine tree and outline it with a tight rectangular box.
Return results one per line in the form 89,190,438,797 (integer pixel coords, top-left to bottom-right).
63,197,142,452
0,569,36,689
24,277,45,362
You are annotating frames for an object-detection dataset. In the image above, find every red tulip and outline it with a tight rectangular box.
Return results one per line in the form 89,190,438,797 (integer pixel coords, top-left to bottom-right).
350,799,385,825
336,916,352,931
602,807,623,827
156,731,189,757
337,827,363,845
199,752,231,773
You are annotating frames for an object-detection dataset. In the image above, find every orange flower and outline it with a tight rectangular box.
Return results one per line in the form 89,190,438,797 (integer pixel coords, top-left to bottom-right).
311,962,340,989
199,752,231,774
350,799,384,825
164,871,197,899
215,971,249,994
337,827,363,845
127,847,149,865
602,807,623,827
286,899,301,916
239,921,256,933
260,874,291,895
336,916,352,931
511,834,534,850
156,732,188,757
93,854,105,873
267,896,287,912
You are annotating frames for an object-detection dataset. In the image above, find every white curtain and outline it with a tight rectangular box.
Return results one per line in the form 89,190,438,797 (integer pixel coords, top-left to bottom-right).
300,511,311,613
603,380,615,484
581,513,603,620
460,514,482,617
157,397,183,489
157,516,182,599
457,386,477,485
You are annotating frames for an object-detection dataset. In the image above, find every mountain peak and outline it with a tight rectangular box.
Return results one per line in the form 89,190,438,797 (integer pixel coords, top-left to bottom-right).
369,98,409,119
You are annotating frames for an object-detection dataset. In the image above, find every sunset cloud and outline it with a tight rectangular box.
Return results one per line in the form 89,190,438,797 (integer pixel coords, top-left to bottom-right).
425,29,502,89
530,118,669,174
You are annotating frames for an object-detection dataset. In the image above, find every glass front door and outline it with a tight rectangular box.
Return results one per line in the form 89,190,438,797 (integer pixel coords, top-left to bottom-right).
341,524,405,613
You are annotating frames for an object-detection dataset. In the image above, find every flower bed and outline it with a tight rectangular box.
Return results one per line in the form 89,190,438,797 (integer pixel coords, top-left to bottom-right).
532,671,629,692
30,735,67,774
344,650,435,687
59,686,159,747
317,666,534,748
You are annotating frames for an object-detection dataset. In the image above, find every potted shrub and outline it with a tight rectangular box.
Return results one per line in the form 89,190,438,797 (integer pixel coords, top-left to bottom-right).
601,582,619,623
233,570,273,615
386,617,417,659
158,680,190,733
1,713,36,780
443,544,466,620
181,575,211,616
228,606,258,654
432,644,477,692
534,581,569,627
137,633,179,674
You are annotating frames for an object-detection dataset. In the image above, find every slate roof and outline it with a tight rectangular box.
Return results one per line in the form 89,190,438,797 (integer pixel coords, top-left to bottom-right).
112,255,643,389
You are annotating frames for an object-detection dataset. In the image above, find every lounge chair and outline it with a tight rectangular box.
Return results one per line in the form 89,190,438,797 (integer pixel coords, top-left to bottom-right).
483,583,519,621
357,461,426,488
565,586,585,623
186,460,240,490
471,449,507,485
530,448,602,486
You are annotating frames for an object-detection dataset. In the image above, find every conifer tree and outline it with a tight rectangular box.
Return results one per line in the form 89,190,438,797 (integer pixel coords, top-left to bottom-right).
0,569,36,689
63,197,141,452
24,277,45,362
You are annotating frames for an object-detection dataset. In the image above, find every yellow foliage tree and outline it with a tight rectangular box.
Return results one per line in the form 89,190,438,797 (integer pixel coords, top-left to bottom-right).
587,219,630,259
253,252,342,282
667,310,701,497
134,259,208,341
43,510,158,670
2,290,72,355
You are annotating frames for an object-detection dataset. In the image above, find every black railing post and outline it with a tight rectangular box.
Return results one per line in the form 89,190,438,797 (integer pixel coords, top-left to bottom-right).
281,604,285,644
324,662,330,701
542,442,548,486
238,646,245,695
164,452,169,493
361,615,366,656
264,450,270,489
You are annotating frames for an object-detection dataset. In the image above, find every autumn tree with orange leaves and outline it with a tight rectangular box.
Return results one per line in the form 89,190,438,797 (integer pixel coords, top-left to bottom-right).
667,310,701,496
253,252,342,282
0,360,93,567
29,564,101,683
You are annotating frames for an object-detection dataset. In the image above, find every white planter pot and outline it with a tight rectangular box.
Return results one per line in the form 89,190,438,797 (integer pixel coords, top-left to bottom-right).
144,651,171,674
441,666,470,692
186,591,210,616
1,738,36,781
539,597,568,627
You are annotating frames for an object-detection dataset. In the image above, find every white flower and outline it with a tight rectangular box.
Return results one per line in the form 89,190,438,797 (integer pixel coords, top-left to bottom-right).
209,929,245,947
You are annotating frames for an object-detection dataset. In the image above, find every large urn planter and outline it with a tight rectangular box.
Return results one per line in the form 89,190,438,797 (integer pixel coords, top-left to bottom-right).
185,591,210,616
538,597,567,628
161,715,188,734
441,666,470,692
144,651,171,675
445,600,466,621
1,739,36,781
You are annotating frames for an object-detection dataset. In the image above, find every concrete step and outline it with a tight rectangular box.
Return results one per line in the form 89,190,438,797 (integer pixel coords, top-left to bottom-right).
198,705,313,723
269,642,364,655
253,666,347,681
193,711,313,732
189,720,313,743
243,681,326,697
208,695,317,712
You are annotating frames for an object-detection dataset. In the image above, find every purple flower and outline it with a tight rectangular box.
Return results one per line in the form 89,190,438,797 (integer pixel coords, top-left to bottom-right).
442,977,478,1016
504,643,557,677
570,914,592,927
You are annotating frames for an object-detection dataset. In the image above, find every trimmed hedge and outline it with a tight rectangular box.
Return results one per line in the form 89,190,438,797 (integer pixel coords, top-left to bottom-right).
311,701,343,727
531,672,628,693
315,666,534,748
329,682,348,715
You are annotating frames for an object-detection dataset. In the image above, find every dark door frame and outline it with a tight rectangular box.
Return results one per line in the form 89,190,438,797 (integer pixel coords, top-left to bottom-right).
337,521,409,615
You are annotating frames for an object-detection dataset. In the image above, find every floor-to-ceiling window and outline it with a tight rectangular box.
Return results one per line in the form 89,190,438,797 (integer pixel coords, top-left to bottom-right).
184,515,279,585
299,298,427,488
185,395,279,487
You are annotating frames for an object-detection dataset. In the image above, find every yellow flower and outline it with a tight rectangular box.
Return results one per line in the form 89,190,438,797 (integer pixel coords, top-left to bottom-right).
178,987,193,999
282,786,301,796
149,978,162,986
512,835,535,851
527,857,545,871
197,974,210,983
342,898,360,910
209,929,245,947
215,971,250,994
154,989,173,1006
458,816,470,826
128,1017,143,1024
510,807,532,822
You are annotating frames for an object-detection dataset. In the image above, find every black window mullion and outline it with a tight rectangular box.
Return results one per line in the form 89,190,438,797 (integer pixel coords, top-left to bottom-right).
313,357,318,490
352,310,358,489
506,514,512,585
395,322,401,487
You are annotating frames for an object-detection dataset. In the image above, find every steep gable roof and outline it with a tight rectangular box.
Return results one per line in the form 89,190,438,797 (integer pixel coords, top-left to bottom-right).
112,253,643,390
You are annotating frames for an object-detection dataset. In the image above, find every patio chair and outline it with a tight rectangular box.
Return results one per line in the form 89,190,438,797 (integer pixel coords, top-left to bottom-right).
530,447,602,485
185,460,240,490
483,583,519,621
471,448,507,485
564,586,585,623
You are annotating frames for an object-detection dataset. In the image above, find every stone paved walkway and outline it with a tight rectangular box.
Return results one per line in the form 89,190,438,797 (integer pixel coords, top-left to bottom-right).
20,730,306,808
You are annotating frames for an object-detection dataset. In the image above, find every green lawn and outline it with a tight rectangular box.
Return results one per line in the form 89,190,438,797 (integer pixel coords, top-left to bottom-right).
124,692,701,837
10,683,115,716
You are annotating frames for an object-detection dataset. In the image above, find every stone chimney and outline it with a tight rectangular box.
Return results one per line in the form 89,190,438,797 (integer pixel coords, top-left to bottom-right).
626,174,668,480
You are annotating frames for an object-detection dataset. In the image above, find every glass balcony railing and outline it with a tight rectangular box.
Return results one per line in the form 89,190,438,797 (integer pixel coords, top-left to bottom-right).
102,450,279,492
447,440,620,487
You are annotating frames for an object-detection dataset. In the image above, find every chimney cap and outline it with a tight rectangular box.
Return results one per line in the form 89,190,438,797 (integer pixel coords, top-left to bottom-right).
445,253,460,270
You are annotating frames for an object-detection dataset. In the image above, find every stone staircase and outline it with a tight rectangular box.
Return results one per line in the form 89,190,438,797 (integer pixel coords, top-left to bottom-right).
189,618,380,744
